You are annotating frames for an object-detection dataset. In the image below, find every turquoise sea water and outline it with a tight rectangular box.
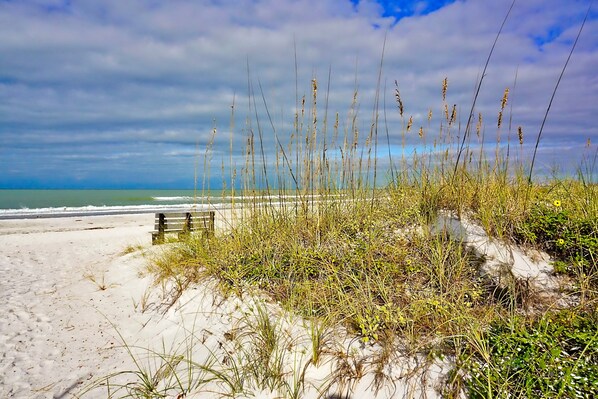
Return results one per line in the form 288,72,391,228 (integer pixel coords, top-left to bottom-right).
0,189,205,209
0,189,229,219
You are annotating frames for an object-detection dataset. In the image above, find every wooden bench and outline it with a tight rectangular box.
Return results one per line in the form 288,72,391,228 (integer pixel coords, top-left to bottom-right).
151,211,215,244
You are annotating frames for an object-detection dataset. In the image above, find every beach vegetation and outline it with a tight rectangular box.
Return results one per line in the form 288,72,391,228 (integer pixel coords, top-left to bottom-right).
121,244,145,256
456,309,598,398
84,271,117,291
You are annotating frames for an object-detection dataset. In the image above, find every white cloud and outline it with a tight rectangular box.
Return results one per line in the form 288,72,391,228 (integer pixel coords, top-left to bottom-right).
0,0,596,187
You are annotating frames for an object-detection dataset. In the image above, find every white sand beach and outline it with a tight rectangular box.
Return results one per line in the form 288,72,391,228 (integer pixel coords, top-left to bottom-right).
0,214,159,398
1,213,450,399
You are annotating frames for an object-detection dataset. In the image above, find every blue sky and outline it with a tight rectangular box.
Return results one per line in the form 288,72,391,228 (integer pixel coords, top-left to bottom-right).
0,0,597,189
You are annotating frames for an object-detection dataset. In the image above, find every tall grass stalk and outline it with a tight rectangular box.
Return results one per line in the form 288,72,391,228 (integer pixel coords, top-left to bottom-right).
527,0,593,184
453,0,516,176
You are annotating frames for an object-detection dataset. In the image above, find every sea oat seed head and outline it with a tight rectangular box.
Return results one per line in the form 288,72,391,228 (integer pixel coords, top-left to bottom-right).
301,95,305,113
501,88,509,110
394,80,404,117
518,126,524,145
449,104,457,125
407,116,413,132
442,77,448,101
419,126,424,138
427,109,432,122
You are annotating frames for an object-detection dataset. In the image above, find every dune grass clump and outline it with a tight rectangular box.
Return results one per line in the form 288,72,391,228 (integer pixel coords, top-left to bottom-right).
149,169,596,397
183,196,495,348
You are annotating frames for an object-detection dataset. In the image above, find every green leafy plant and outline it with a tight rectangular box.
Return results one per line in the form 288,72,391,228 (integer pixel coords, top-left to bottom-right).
460,310,598,398
515,200,597,281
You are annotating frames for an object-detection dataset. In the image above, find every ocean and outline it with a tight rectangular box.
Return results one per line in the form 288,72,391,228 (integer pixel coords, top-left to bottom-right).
0,189,231,219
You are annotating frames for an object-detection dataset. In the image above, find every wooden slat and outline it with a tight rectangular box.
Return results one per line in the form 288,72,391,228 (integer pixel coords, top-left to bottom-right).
157,211,212,219
153,221,212,230
156,215,186,220
154,222,187,230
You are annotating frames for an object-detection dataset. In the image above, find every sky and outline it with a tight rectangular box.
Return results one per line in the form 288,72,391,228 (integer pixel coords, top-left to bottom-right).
1,0,597,189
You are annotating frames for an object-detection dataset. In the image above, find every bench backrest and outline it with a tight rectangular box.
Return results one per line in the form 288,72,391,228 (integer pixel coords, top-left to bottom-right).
154,211,215,232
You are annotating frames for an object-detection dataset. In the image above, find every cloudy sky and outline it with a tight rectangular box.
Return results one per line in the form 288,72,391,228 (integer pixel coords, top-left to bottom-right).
1,0,596,189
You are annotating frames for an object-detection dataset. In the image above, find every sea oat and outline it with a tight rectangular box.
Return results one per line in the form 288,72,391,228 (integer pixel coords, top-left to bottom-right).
394,80,404,117
498,88,509,129
442,77,448,101
449,104,457,125
312,80,318,125
301,95,305,118
501,88,509,110
518,126,524,145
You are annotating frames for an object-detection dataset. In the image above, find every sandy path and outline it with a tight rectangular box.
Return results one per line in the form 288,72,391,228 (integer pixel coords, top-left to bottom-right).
0,215,157,398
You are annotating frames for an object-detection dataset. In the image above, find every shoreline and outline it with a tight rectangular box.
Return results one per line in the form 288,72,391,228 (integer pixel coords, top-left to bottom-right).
0,206,211,221
0,208,182,221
